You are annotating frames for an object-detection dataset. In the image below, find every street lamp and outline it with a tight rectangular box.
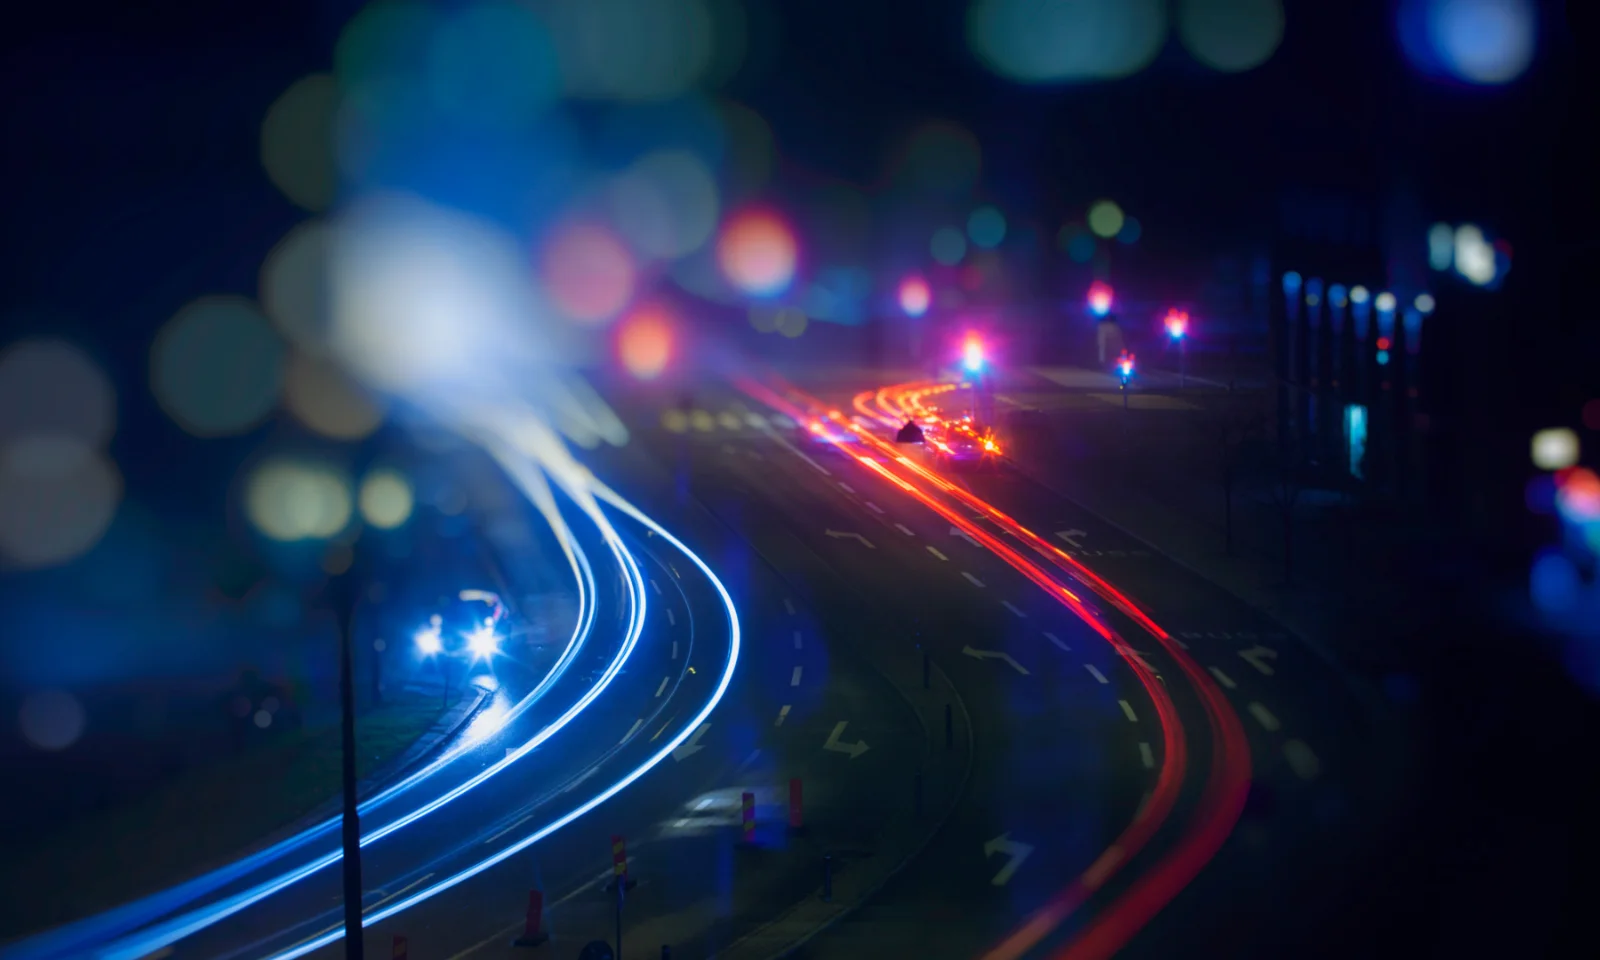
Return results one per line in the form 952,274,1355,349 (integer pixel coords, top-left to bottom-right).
1163,308,1189,387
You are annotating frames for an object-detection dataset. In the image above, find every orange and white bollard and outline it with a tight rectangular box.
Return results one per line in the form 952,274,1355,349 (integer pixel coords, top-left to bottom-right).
741,791,755,843
512,890,549,947
609,834,635,891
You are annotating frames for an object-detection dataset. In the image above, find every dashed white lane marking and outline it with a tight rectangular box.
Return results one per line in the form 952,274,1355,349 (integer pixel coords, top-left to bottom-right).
1139,742,1155,769
1171,637,1189,650
621,718,644,742
666,609,675,626
1085,664,1109,684
670,564,681,579
784,598,796,615
655,677,669,698
484,813,533,845
790,666,803,686
1045,632,1070,651
793,631,803,649
775,705,791,727
671,641,679,659
1285,739,1321,780
650,579,662,596
961,571,985,587
927,546,948,561
1118,699,1138,723
1248,702,1281,732
839,482,856,493
895,523,916,536
738,749,762,770
1208,666,1237,689
1001,600,1026,618
865,501,885,514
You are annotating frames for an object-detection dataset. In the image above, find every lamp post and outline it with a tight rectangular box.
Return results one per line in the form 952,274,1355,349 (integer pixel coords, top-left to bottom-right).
325,543,366,960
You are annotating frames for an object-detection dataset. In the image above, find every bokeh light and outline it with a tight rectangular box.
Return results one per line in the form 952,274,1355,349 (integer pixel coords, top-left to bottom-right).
1087,199,1125,238
283,353,387,440
0,436,122,569
899,276,932,317
260,219,334,358
245,459,353,542
1414,293,1436,314
716,208,798,297
609,149,721,260
749,304,781,333
775,307,808,339
1453,223,1497,286
18,689,87,751
1531,428,1579,471
359,468,415,529
1406,0,1537,85
897,121,982,197
1178,0,1285,73
617,304,674,380
931,226,967,266
1427,221,1455,270
261,73,341,212
967,206,1007,249
542,0,716,102
425,0,559,128
1375,291,1397,312
1556,468,1600,523
967,0,1167,83
1530,551,1579,614
152,296,286,437
1583,399,1600,432
1350,285,1370,304
543,222,637,322
718,100,775,200
0,339,116,451
1116,216,1142,244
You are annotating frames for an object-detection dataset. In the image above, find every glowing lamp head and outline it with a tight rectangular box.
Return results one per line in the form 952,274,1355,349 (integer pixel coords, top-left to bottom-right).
1164,309,1188,339
1087,281,1113,317
1118,352,1135,378
898,276,931,317
466,624,500,660
962,338,985,373
415,626,443,656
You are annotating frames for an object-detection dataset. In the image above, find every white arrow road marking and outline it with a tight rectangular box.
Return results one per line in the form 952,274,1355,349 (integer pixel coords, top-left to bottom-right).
1001,600,1026,618
825,529,876,549
962,571,985,587
927,546,948,561
963,645,1029,675
672,723,711,761
1044,632,1070,651
1118,699,1138,722
823,721,870,759
1208,666,1236,689
1248,702,1281,732
655,677,669,697
1084,664,1109,684
775,705,790,727
984,833,1034,886
1055,529,1087,548
895,523,916,536
951,526,982,547
1238,645,1279,676
791,666,803,686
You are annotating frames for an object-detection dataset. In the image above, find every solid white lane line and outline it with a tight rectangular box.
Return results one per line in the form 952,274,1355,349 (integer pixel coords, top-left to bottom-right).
1118,700,1138,723
1248,702,1281,732
1085,664,1109,684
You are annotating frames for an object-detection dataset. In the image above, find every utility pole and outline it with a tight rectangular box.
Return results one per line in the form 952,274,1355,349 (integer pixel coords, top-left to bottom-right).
335,561,366,959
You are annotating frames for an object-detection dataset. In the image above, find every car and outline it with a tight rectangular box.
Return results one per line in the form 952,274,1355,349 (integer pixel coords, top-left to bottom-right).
909,419,1002,472
416,589,509,660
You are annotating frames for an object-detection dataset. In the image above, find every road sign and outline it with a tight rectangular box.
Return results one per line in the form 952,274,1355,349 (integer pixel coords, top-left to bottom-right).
822,721,870,759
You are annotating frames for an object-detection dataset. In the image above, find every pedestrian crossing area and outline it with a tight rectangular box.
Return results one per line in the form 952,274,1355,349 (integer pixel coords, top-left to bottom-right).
656,406,800,437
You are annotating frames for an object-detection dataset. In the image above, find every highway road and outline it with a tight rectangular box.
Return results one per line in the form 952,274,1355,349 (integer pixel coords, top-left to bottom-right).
615,369,1394,960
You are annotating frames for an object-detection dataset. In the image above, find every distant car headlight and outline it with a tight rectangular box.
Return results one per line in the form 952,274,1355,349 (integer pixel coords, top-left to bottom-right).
466,624,500,660
415,627,443,655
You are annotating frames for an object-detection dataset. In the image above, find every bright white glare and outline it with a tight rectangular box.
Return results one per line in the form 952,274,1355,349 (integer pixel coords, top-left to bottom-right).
415,626,443,655
245,460,352,542
359,469,415,529
1178,0,1285,73
608,149,720,260
543,0,716,102
1453,223,1496,286
261,74,340,212
968,0,1167,83
466,625,500,659
1414,293,1436,314
1350,285,1370,304
0,436,122,569
1531,428,1579,471
1429,0,1536,85
1375,292,1397,312
0,340,116,451
153,296,285,437
18,689,87,751
1427,221,1455,271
